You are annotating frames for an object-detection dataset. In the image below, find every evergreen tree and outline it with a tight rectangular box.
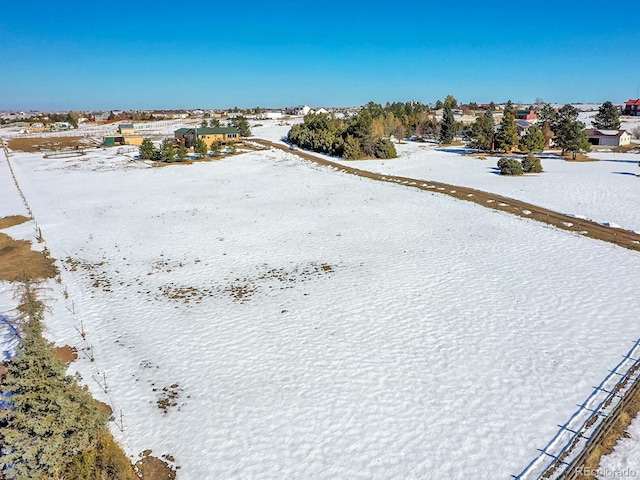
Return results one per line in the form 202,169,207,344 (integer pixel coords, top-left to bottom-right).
160,138,176,162
0,285,108,479
444,94,458,109
230,116,251,137
435,100,444,110
468,102,479,111
209,141,221,157
519,125,545,152
209,118,221,128
503,100,515,116
374,138,397,159
497,158,523,175
439,104,455,144
537,104,557,125
200,119,208,128
553,104,580,155
495,111,518,152
342,135,365,159
468,110,495,151
226,143,236,154
176,141,188,162
194,138,208,158
562,120,591,159
521,152,543,173
138,138,155,159
592,101,620,130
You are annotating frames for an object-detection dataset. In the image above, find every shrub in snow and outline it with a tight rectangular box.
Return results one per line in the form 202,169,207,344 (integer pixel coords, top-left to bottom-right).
497,158,523,175
374,138,397,159
521,153,543,173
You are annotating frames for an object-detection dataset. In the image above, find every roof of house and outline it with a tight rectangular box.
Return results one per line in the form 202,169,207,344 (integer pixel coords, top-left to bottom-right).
516,120,531,128
196,127,240,135
626,99,640,106
516,110,534,114
586,129,630,137
175,128,191,134
119,123,134,129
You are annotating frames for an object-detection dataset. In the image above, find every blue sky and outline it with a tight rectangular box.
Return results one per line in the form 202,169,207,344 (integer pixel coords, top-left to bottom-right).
1,0,638,110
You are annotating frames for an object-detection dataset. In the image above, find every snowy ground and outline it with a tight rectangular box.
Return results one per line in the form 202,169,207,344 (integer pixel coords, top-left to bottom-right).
1,142,639,479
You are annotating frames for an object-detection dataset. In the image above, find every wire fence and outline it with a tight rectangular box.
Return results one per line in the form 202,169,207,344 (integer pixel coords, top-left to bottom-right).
513,339,640,479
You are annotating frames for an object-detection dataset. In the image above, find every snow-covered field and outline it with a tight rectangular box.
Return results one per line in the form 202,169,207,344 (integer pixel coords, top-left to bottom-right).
1,141,640,479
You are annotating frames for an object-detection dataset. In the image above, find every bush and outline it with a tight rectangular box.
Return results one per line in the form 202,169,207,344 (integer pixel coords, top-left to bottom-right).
521,153,543,173
374,138,397,159
498,158,523,175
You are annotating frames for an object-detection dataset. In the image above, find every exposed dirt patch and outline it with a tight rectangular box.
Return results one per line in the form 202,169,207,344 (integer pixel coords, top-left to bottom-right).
135,450,178,480
0,215,30,230
8,136,92,153
157,261,336,305
0,233,58,281
154,383,186,415
54,345,78,363
64,256,112,292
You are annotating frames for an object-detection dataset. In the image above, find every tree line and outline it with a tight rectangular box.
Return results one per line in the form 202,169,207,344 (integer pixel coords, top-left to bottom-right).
465,100,622,160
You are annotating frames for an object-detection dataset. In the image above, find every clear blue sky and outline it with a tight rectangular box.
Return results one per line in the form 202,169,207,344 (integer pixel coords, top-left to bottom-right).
1,0,638,110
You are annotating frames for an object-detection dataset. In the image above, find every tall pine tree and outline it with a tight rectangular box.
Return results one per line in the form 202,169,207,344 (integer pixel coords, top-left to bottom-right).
592,101,620,130
468,110,494,151
495,111,518,152
439,104,455,144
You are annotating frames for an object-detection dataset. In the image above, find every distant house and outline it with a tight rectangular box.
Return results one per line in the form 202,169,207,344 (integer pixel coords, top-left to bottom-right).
257,111,284,120
174,127,241,147
515,110,537,121
586,129,632,147
516,120,531,137
118,123,135,135
314,108,329,115
624,99,640,116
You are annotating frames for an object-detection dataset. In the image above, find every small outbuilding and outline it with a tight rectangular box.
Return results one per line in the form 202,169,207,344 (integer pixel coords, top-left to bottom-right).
118,123,135,135
586,129,632,147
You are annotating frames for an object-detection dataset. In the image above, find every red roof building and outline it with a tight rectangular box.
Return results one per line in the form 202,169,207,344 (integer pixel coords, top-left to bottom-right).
624,99,640,116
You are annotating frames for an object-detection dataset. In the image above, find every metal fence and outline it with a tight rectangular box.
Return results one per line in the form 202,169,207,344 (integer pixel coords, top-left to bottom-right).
514,339,640,479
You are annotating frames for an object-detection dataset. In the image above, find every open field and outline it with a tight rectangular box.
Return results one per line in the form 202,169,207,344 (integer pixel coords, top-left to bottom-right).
1,139,639,478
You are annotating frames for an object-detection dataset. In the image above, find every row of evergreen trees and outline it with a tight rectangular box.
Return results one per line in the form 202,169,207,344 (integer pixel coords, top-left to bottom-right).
0,283,137,480
139,137,236,162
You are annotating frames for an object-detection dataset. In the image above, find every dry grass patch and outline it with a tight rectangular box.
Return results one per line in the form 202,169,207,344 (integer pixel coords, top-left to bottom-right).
54,345,78,363
8,136,91,153
0,232,58,281
562,153,597,162
0,215,30,230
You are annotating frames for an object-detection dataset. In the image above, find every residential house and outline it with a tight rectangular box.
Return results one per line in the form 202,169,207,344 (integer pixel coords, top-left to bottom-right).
624,99,640,116
586,129,632,147
516,120,531,137
174,127,241,148
515,110,537,121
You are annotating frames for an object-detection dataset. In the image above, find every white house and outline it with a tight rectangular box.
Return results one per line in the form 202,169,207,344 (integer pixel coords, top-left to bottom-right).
296,105,312,116
586,129,632,147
